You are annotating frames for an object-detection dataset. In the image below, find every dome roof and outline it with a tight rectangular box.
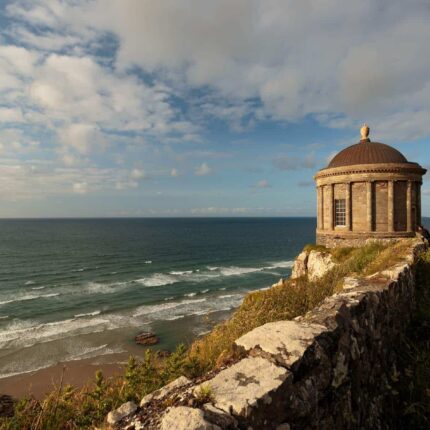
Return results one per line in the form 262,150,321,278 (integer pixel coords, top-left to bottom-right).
328,140,408,168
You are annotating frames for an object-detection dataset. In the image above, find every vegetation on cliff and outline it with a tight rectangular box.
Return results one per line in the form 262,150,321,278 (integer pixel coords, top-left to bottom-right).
0,239,426,430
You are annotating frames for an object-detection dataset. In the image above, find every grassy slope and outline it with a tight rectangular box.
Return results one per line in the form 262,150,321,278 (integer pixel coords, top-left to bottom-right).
0,240,423,429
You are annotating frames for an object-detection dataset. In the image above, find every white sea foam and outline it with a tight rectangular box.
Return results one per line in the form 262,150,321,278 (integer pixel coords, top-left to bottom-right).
201,289,209,294
170,270,193,275
0,342,127,379
68,343,126,362
144,260,152,264
184,292,197,297
74,310,101,318
31,286,46,290
265,260,294,269
0,316,9,320
0,313,139,350
133,294,242,322
85,281,128,295
0,292,60,306
24,280,35,286
136,274,177,287
219,266,261,276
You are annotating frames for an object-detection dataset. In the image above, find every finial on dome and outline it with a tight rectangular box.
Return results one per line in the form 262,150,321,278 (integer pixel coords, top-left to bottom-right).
360,123,370,142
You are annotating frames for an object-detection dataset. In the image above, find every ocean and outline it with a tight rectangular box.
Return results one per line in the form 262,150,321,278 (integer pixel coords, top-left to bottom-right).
0,217,316,379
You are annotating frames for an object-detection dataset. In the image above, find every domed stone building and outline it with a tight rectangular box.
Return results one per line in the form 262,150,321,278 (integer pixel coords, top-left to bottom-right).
314,125,427,247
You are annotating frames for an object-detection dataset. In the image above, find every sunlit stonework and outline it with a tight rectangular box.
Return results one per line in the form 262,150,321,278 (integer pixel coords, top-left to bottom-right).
315,125,427,247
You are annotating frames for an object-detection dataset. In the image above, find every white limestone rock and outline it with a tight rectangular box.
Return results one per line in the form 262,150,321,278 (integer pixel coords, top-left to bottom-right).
235,320,326,367
307,250,335,281
140,375,191,407
107,401,137,426
271,278,285,287
343,277,360,290
291,251,308,279
195,356,289,417
291,249,335,281
380,262,409,280
160,406,221,430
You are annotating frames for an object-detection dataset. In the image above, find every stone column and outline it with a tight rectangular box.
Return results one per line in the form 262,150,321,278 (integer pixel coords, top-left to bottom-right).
388,180,394,232
320,186,325,230
366,181,373,231
417,182,422,227
407,180,413,232
328,184,334,231
316,186,321,230
346,182,351,231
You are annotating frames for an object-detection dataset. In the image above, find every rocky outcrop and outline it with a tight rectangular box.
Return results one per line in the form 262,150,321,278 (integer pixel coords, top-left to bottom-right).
135,331,159,346
141,376,192,407
0,395,15,418
291,250,308,279
291,249,335,281
161,406,220,430
111,240,427,430
107,401,137,426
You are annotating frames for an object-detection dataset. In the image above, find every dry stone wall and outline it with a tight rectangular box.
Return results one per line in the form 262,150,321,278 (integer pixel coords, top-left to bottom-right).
112,240,427,430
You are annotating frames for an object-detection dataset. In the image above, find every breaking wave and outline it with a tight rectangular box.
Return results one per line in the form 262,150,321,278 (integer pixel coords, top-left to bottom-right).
0,292,60,306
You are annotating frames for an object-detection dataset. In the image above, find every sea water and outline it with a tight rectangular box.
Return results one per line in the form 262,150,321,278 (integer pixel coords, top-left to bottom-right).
0,217,316,378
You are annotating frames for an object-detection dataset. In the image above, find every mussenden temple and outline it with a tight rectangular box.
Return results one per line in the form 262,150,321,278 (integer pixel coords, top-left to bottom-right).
314,124,427,248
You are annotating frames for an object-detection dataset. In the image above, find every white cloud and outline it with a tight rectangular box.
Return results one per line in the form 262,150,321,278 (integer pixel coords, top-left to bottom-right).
72,182,88,194
130,168,146,180
59,123,105,154
4,0,430,140
195,162,212,176
0,108,24,123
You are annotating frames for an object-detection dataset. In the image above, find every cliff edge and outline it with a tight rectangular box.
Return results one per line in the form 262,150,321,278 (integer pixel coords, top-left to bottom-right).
107,239,428,430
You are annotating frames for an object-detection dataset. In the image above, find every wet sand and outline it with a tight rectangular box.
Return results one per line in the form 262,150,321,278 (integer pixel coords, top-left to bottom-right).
0,355,126,399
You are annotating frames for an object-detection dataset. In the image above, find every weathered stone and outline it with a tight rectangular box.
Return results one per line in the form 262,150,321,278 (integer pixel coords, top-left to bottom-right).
196,356,289,418
307,250,335,281
291,251,308,279
203,403,237,428
291,250,335,281
380,262,408,280
107,401,137,426
134,331,159,345
235,320,326,367
140,376,191,407
160,406,221,430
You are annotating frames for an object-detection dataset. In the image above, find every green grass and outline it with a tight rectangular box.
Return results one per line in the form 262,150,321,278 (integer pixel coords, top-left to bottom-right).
0,240,417,430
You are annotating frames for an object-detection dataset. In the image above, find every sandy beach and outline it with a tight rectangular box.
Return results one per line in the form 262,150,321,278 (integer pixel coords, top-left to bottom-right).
0,355,126,400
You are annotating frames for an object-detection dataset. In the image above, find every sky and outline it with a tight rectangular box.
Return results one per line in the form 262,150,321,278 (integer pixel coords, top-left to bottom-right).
0,0,430,218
